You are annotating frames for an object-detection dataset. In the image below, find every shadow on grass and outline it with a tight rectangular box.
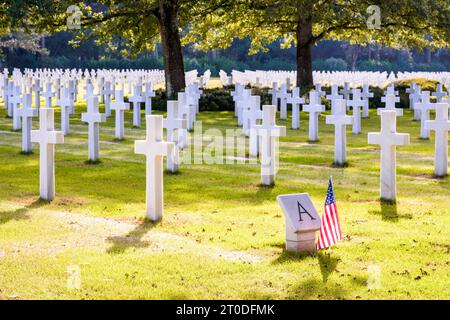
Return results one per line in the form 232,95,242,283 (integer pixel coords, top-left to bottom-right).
317,251,340,283
271,249,314,264
106,219,160,254
368,199,411,222
0,198,48,225
332,162,349,168
256,183,275,194
286,278,348,299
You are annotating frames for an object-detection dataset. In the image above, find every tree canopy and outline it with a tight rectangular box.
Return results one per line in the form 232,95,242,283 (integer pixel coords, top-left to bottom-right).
185,0,450,85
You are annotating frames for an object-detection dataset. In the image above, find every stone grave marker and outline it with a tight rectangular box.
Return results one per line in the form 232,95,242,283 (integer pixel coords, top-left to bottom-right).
277,193,321,252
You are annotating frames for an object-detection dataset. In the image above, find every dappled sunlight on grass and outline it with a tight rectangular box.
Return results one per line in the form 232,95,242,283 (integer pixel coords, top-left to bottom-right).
0,102,448,299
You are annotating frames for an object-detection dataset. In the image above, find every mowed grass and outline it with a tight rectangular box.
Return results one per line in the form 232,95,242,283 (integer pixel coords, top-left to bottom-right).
0,93,449,300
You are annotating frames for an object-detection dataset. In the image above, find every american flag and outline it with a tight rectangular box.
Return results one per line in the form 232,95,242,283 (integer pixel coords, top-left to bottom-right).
317,178,342,250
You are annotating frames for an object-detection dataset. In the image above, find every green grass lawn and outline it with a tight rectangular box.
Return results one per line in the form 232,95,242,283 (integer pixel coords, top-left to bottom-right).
0,97,448,300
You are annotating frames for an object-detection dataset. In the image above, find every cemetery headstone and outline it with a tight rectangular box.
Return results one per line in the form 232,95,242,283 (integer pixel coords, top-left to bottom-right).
326,99,354,165
254,105,286,185
425,103,450,177
135,115,175,221
368,111,410,201
31,108,64,201
277,193,321,252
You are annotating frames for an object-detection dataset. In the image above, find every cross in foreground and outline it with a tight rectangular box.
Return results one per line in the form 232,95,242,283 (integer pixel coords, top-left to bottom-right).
82,95,106,162
254,105,286,186
31,108,64,201
368,110,410,202
135,115,175,221
326,99,354,166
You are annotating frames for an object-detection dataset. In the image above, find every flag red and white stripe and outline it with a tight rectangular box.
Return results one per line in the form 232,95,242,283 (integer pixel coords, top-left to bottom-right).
317,178,342,250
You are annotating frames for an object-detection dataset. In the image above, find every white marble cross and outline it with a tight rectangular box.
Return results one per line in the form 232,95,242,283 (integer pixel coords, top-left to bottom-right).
425,103,450,177
54,78,61,100
303,91,325,141
411,85,423,120
326,85,343,114
247,96,263,157
347,88,364,134
135,115,175,221
277,84,290,120
414,91,436,139
10,85,22,130
177,92,194,149
340,82,352,102
384,84,399,96
82,95,106,162
42,82,54,108
287,87,304,129
84,82,95,101
103,81,113,117
189,82,203,113
432,84,447,103
406,82,417,111
361,84,374,118
2,79,10,115
57,87,73,135
98,76,105,103
254,105,286,186
68,80,77,113
143,82,156,115
378,93,403,117
7,81,14,117
129,84,145,127
31,108,64,201
163,101,187,172
32,79,42,109
405,82,416,97
236,89,251,126
18,92,38,153
243,95,261,137
368,111,410,201
231,83,244,117
326,99,354,165
315,83,326,98
110,90,130,140
268,82,279,107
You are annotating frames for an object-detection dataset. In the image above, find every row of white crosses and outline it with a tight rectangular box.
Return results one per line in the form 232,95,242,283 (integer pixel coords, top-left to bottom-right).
230,69,449,90
17,88,199,221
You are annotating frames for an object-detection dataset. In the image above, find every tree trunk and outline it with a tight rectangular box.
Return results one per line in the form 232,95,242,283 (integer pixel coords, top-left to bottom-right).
425,47,431,64
296,18,314,87
351,45,360,71
156,0,185,99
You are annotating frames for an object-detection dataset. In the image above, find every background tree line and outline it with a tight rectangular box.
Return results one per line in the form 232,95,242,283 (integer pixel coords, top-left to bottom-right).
2,33,448,74
1,0,449,97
